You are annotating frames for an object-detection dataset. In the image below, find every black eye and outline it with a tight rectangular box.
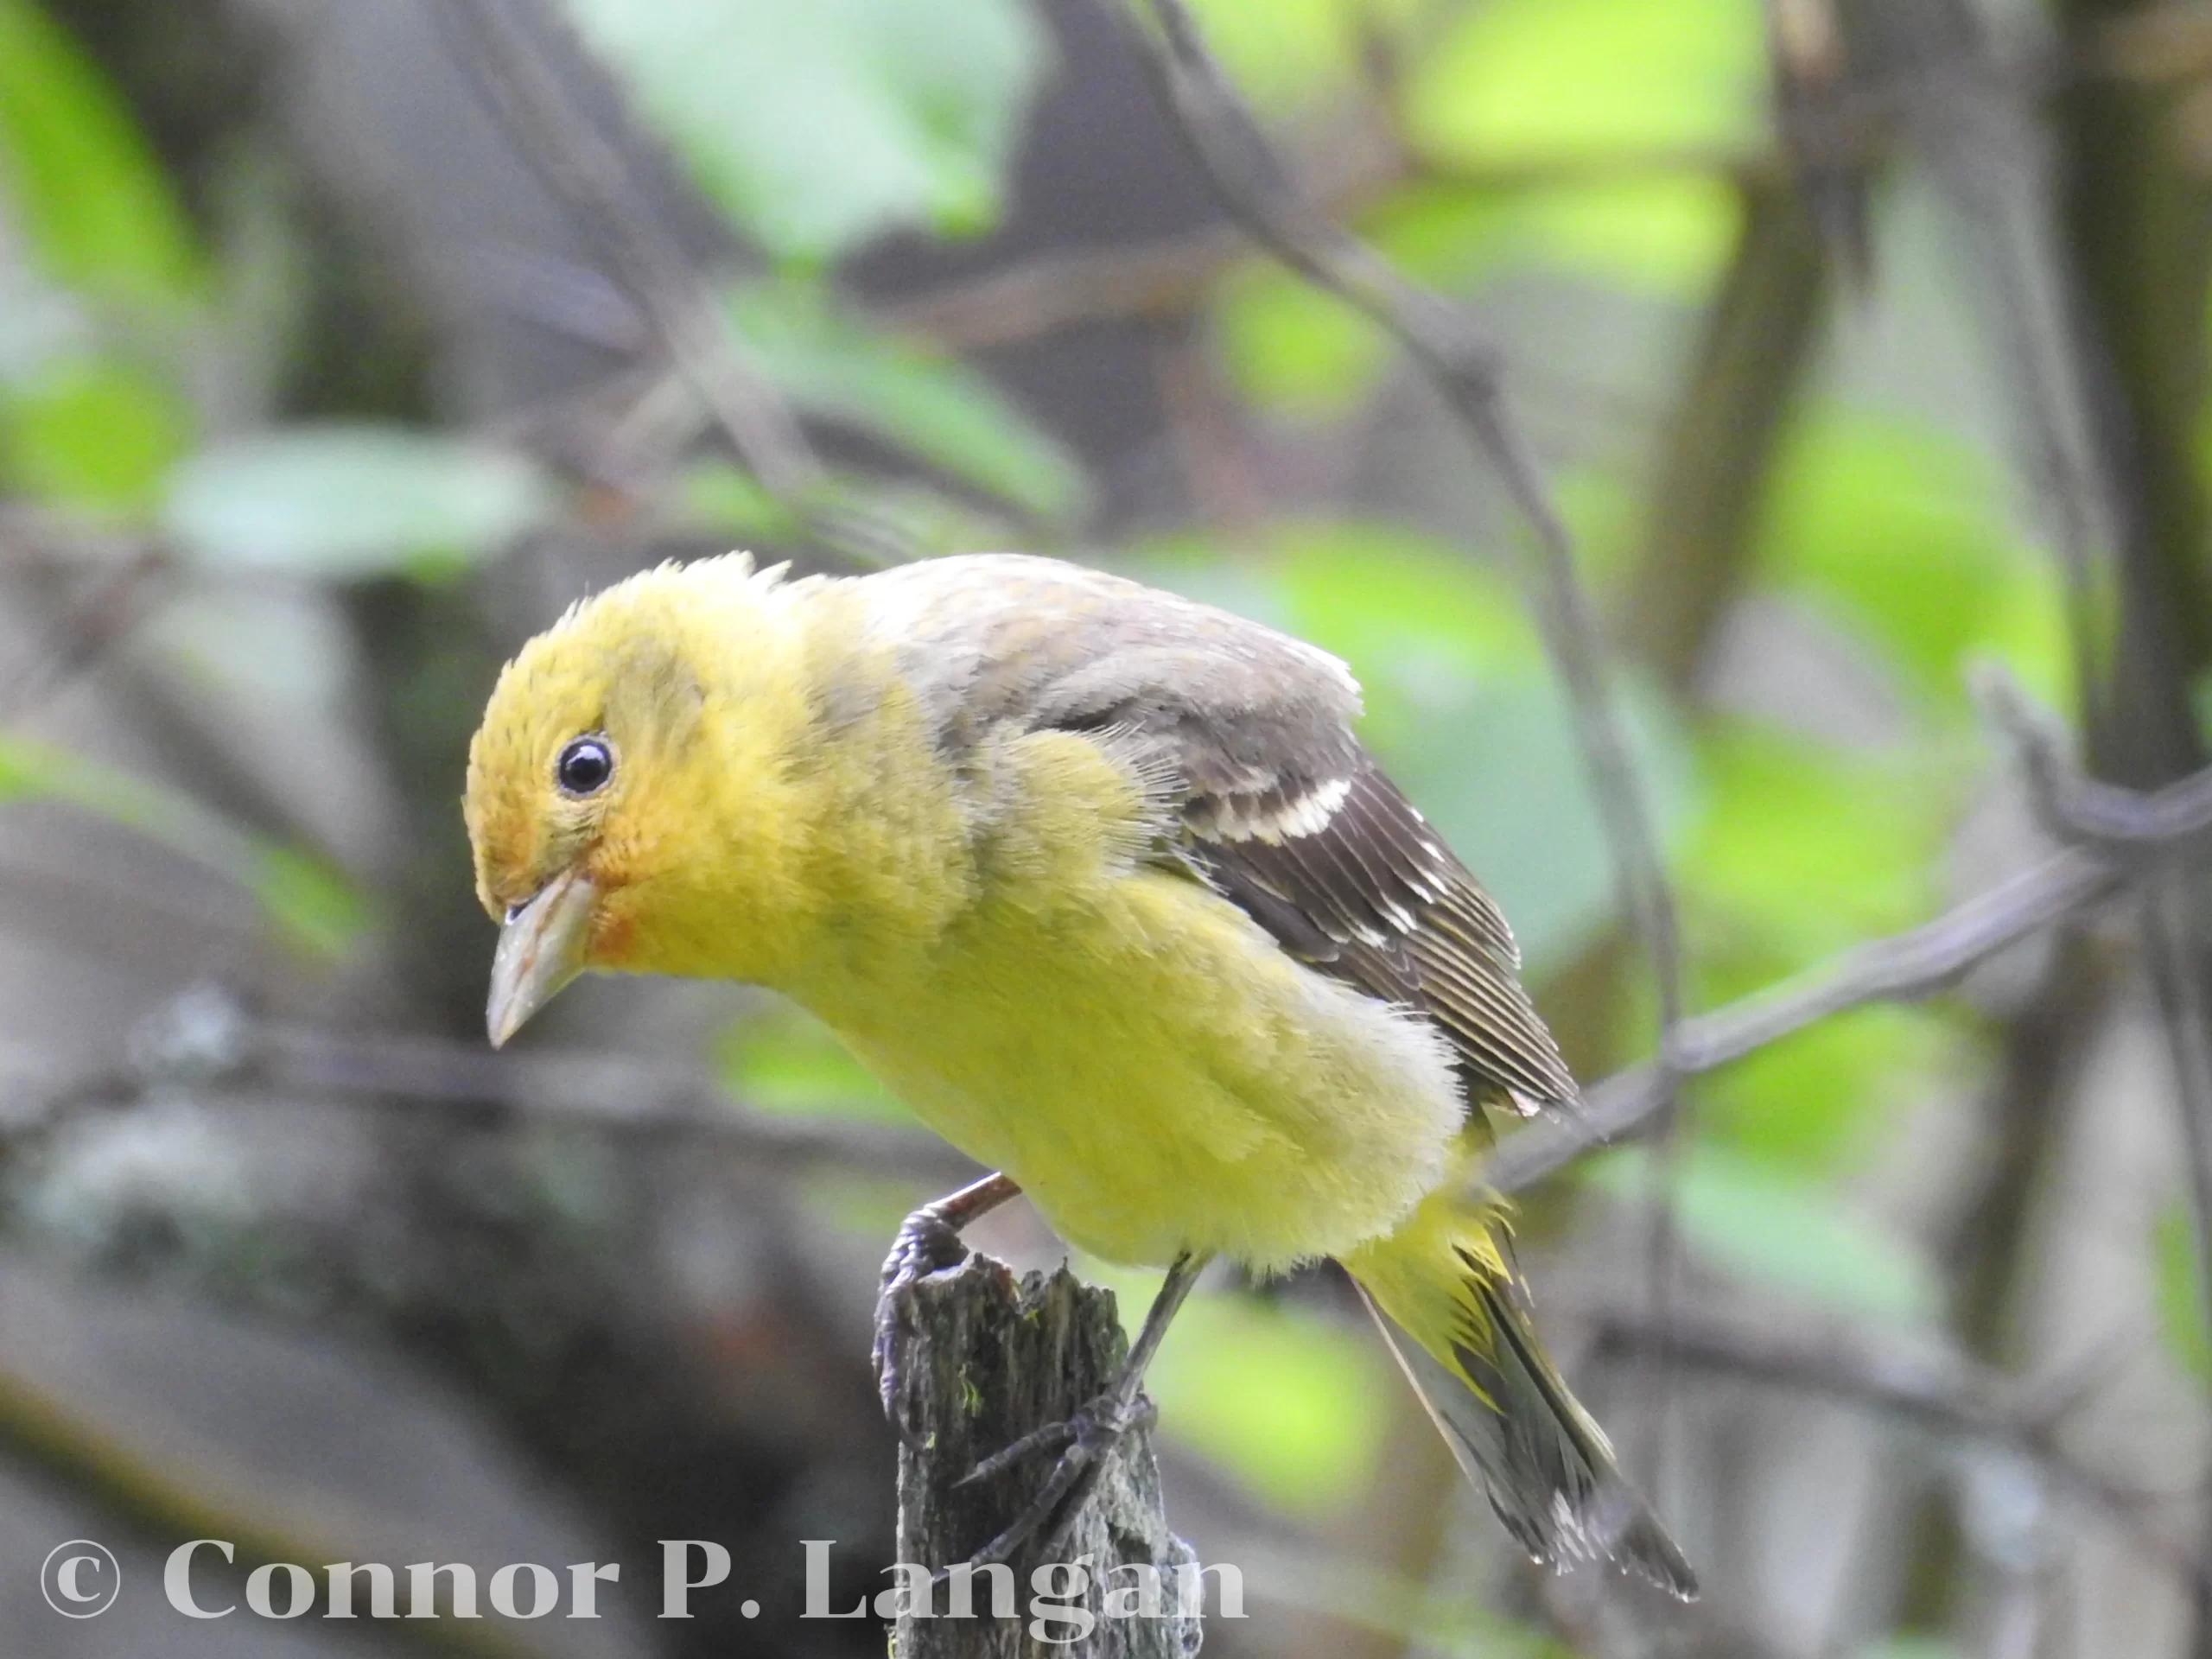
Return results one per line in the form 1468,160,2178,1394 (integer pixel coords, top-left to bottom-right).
556,736,613,797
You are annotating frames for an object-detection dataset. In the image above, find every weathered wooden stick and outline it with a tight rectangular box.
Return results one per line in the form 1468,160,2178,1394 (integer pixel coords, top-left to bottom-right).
890,1255,1203,1658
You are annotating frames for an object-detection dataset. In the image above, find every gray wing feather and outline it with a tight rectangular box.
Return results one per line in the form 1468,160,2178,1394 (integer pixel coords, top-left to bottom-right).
858,553,1578,1114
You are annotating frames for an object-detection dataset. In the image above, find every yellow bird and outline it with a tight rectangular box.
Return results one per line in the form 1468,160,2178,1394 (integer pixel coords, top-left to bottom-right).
463,550,1694,1597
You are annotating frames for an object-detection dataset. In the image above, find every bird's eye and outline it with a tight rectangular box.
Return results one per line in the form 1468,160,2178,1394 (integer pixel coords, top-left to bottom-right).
556,735,614,797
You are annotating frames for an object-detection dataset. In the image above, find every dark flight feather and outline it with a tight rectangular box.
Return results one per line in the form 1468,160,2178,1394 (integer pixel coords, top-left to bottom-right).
1177,757,1579,1115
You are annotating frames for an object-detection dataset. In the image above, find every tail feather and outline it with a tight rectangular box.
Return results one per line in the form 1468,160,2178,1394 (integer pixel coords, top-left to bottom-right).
1345,1211,1698,1600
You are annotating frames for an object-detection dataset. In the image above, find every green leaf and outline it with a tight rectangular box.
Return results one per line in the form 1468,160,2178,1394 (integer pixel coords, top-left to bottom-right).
0,735,362,957
1214,177,1732,416
1688,724,1942,963
1368,662,1695,976
162,426,551,580
677,460,804,541
1271,521,1541,690
1216,171,1732,416
561,0,1047,260
1481,179,1739,295
1179,0,1407,112
1211,183,1507,419
1214,258,1388,419
1759,410,2067,717
1698,1005,1955,1173
253,846,369,960
733,283,1083,519
1590,1143,1939,1322
0,355,190,509
1393,0,1756,290
2155,1205,2210,1389
1680,727,1971,1173
1090,1267,1393,1516
0,0,203,305
1405,0,1762,167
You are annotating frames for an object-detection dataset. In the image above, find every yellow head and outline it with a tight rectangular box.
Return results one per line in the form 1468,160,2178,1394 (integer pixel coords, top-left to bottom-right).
462,556,826,1044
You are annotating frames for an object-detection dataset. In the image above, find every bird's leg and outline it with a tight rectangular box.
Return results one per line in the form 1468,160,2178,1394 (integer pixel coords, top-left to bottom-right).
874,1172,1023,1433
959,1249,1211,1568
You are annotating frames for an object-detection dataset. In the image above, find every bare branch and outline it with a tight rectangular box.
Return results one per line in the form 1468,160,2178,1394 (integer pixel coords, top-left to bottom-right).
881,147,1767,354
1490,845,2120,1193
1497,726,2212,1192
21,989,973,1182
1585,1305,2212,1596
253,1022,975,1174
1974,663,2212,850
439,0,911,566
0,518,168,724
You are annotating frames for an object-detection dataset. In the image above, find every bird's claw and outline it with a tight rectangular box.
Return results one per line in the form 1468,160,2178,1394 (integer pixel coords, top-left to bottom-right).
959,1389,1158,1568
871,1206,972,1439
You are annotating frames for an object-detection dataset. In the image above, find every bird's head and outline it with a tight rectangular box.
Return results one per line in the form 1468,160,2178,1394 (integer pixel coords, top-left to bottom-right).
462,556,822,1046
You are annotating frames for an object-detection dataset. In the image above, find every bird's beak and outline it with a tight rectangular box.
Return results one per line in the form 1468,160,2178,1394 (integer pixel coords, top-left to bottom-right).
486,868,597,1047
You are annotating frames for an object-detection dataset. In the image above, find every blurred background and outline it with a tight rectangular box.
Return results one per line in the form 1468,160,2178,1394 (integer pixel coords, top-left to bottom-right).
1,0,2209,1654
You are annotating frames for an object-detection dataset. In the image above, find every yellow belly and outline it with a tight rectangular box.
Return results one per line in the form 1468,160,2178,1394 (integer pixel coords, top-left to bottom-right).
809,868,1465,1271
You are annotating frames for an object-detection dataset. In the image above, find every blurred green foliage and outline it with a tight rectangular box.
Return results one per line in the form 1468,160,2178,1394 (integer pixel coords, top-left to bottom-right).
1094,1260,1396,1516
728,280,1084,522
1761,410,2071,717
1403,0,1759,165
3,357,191,510
1210,0,1756,419
1590,1144,1939,1322
715,1002,910,1122
2156,1205,2210,1390
0,0,203,306
561,0,1048,260
163,427,555,579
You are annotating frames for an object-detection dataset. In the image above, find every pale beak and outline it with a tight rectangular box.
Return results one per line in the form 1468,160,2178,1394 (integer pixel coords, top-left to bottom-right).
486,868,598,1047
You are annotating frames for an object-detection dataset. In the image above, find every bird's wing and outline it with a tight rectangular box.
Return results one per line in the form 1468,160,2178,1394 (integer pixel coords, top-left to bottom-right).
862,554,1579,1115
1176,754,1577,1114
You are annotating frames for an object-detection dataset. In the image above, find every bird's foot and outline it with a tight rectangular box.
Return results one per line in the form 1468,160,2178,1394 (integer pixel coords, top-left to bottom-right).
871,1205,972,1437
956,1388,1159,1567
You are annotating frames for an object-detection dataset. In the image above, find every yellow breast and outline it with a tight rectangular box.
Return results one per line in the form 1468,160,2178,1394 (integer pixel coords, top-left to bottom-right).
810,862,1465,1272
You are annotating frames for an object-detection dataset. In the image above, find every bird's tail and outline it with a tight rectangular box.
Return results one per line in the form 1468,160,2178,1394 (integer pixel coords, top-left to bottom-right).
1340,1188,1698,1600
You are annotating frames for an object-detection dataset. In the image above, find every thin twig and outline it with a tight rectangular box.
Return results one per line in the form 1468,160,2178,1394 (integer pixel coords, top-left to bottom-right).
879,5,2207,361
1979,674,2212,1652
442,0,813,492
1975,662,2212,850
15,994,971,1180
0,521,168,724
880,148,1767,354
1499,710,2212,1192
1491,844,2118,1193
1585,1306,2212,1597
256,1023,974,1172
439,0,910,567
